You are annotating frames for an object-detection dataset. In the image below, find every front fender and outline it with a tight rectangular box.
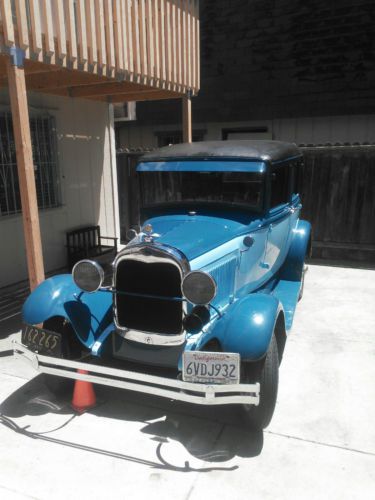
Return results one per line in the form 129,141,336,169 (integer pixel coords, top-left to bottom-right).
22,274,113,349
196,293,283,361
280,219,311,281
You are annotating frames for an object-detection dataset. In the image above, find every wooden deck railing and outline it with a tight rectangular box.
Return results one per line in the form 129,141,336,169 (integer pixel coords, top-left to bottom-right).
0,0,200,95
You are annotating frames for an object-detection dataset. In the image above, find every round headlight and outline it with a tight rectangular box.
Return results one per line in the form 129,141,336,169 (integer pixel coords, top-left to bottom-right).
72,260,104,293
181,271,217,305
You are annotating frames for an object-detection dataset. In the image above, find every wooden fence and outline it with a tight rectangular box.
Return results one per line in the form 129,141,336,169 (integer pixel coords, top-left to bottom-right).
0,0,200,94
299,146,375,264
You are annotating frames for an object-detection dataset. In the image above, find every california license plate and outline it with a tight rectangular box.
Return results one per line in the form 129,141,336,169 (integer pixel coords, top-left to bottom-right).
182,351,240,384
21,324,62,357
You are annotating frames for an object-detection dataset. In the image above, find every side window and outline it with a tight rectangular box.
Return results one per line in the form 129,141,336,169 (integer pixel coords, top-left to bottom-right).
291,160,303,196
270,165,290,208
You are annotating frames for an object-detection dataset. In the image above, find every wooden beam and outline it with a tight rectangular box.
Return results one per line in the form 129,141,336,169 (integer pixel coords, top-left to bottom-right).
68,81,150,98
182,94,192,143
192,0,197,92
146,0,155,83
28,0,43,57
85,0,98,68
165,0,172,84
176,0,182,87
159,0,166,84
24,69,109,91
108,91,181,103
104,0,116,73
0,0,15,47
41,0,54,56
171,0,177,86
6,58,45,291
139,0,148,78
113,0,124,72
76,0,88,66
94,0,107,71
55,0,67,60
153,0,160,82
24,59,60,74
125,0,134,76
66,0,78,66
0,63,63,86
15,0,30,50
132,0,141,79
186,0,191,90
195,0,200,91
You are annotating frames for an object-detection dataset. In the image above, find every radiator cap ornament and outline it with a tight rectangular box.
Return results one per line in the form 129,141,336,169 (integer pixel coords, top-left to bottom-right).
143,223,154,243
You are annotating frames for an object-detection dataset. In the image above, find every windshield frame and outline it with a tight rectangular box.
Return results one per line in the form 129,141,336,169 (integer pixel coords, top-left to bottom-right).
137,163,267,213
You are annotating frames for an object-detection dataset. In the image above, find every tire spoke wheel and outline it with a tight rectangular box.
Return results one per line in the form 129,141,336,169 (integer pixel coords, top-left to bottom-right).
241,333,279,430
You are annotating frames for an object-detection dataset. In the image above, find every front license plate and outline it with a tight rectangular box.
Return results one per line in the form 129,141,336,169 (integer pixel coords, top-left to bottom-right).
21,324,62,357
182,351,240,385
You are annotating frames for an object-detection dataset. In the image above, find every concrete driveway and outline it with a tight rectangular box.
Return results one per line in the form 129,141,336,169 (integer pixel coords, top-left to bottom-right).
0,264,374,500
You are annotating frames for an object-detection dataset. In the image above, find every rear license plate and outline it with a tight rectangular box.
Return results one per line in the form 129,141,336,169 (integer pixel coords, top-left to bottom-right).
21,324,62,357
182,351,240,384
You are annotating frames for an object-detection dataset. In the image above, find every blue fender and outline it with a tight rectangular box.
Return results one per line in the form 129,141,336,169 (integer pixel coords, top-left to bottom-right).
196,293,283,361
280,219,311,281
22,274,113,349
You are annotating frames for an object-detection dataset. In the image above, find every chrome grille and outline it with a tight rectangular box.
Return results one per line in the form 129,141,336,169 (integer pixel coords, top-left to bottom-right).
114,255,184,336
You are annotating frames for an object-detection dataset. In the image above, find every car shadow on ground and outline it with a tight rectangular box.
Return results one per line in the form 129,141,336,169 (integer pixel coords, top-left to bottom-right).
0,314,22,341
0,284,27,341
0,374,263,468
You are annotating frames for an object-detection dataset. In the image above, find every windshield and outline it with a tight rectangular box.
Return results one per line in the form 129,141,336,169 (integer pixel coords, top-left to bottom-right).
139,171,264,210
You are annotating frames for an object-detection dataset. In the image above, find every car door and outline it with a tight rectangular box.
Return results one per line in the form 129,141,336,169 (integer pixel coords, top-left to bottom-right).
263,163,292,274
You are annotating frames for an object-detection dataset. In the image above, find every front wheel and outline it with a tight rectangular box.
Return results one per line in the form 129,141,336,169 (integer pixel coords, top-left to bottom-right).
241,333,279,430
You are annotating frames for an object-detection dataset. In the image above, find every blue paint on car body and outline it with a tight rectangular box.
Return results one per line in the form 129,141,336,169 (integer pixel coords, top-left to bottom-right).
137,160,266,173
22,274,113,350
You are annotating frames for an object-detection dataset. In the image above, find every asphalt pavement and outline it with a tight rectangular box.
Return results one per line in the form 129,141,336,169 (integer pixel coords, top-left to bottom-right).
0,264,374,500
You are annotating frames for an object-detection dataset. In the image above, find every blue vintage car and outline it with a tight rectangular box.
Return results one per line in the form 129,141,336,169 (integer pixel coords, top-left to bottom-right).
15,140,311,430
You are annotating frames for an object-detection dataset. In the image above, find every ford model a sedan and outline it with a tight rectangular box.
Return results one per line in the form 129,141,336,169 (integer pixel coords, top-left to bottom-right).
15,140,311,430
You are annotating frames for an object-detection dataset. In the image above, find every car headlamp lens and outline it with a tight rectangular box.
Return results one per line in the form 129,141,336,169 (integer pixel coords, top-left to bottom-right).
181,271,217,305
72,260,104,293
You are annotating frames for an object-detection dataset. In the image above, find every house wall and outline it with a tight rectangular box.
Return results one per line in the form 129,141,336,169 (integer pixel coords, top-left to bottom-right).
0,90,119,288
117,113,375,149
127,0,375,127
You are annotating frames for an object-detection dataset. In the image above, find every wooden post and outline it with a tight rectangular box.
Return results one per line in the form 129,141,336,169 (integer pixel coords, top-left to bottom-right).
182,94,192,143
6,55,45,290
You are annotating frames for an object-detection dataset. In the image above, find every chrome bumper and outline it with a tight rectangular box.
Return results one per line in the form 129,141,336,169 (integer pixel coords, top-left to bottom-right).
13,341,260,406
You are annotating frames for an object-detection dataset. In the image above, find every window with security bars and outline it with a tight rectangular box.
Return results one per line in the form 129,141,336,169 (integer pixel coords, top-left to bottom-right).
0,113,60,216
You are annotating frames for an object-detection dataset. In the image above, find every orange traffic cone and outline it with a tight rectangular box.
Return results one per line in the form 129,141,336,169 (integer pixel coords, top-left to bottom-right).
71,369,96,414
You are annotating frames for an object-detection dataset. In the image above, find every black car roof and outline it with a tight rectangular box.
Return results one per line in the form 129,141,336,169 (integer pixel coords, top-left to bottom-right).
141,140,302,164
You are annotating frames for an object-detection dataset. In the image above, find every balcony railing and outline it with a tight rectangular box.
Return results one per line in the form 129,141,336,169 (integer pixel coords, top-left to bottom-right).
0,0,200,95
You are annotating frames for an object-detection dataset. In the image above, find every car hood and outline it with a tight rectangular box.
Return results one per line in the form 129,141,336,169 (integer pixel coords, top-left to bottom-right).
140,213,259,261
